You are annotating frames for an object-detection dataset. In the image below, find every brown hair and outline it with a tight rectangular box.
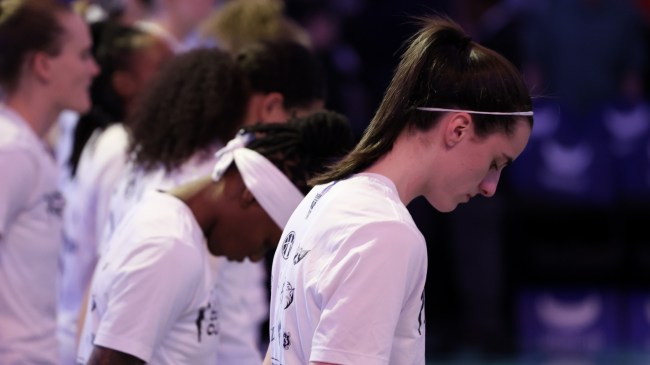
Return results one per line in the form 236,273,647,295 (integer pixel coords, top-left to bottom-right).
0,0,71,92
311,15,533,185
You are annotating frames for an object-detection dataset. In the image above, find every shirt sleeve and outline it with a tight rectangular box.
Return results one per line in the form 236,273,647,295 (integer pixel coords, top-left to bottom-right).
0,148,36,236
310,220,427,364
93,237,202,362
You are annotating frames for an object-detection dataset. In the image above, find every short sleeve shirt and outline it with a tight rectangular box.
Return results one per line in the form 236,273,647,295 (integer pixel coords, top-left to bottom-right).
77,191,221,364
269,173,428,365
0,105,63,365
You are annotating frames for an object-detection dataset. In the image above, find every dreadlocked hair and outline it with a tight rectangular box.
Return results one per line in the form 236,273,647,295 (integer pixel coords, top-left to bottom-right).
244,110,355,194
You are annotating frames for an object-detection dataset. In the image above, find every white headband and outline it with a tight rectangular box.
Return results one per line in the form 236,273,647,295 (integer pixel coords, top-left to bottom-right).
211,133,304,228
417,107,533,116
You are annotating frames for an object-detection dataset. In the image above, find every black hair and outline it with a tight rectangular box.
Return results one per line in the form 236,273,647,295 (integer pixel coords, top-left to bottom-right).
236,40,326,110
129,47,248,172
243,109,355,194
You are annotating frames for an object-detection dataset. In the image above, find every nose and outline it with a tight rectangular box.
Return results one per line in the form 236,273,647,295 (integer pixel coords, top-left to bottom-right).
479,170,501,197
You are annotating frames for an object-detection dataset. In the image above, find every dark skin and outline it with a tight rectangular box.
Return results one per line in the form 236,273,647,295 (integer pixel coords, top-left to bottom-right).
87,345,144,365
84,176,223,365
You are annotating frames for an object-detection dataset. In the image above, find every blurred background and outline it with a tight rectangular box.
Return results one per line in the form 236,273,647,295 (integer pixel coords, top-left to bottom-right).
77,0,650,363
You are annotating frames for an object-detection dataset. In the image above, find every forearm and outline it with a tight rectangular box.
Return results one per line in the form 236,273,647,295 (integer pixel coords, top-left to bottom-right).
87,345,145,365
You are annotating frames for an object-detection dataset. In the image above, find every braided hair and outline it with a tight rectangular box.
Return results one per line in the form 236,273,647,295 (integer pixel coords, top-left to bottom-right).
243,109,355,194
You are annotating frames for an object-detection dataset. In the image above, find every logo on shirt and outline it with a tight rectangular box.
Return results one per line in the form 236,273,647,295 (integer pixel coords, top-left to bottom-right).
305,181,337,219
195,299,219,342
44,191,64,217
271,323,291,350
293,247,310,265
281,281,295,309
283,331,291,350
306,192,323,220
281,231,295,260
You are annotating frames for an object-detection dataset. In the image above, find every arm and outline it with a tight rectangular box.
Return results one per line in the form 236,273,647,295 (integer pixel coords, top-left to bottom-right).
87,345,145,365
76,271,94,347
262,346,271,365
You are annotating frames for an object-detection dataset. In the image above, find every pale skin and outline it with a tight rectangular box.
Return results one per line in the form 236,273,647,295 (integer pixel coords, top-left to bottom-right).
263,112,532,365
5,11,98,138
366,112,532,210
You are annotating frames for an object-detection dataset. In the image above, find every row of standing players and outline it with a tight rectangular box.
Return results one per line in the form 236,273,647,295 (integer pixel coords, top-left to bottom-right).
0,1,536,364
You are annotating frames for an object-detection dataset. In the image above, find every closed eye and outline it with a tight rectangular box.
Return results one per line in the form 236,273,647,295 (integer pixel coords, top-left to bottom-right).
493,154,514,171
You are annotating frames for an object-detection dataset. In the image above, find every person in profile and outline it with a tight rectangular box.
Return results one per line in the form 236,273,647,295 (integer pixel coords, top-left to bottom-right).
265,15,534,365
0,1,99,364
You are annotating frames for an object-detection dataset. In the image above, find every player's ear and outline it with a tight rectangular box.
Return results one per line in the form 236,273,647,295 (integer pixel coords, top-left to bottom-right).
444,112,472,147
240,187,256,208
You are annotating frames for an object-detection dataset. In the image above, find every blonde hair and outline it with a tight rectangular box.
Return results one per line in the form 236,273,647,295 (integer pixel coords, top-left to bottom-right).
200,0,310,54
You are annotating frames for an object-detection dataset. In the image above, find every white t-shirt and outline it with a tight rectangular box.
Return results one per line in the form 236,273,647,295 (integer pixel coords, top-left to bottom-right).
102,145,267,364
101,146,218,249
77,191,221,364
269,173,428,365
0,105,63,365
58,124,129,364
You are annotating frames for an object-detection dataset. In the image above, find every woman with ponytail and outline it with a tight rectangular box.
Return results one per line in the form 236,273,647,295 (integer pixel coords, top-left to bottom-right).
0,1,98,364
265,15,534,365
77,110,354,365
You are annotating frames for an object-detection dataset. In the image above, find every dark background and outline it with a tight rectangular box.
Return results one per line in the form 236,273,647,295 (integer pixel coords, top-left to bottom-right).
283,0,650,361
